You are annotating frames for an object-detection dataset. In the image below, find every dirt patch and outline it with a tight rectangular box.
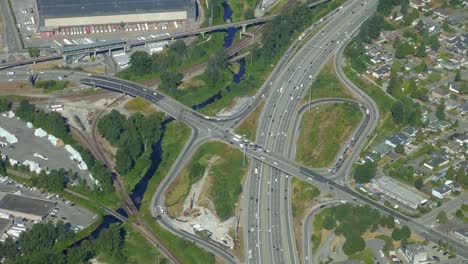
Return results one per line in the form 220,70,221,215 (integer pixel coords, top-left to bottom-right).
83,64,106,74
26,60,64,70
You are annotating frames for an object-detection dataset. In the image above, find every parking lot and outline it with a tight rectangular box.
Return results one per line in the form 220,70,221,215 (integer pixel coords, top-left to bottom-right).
0,114,95,187
9,0,37,40
0,175,97,230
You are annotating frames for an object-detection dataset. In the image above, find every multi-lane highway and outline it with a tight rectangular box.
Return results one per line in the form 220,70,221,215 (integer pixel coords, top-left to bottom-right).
245,0,380,263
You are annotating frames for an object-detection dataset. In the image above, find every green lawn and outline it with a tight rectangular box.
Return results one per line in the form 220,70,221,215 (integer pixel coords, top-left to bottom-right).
124,97,158,115
234,101,264,141
165,141,248,220
296,102,362,167
291,178,320,219
35,80,73,92
304,60,354,101
138,122,216,264
228,0,259,20
343,65,394,113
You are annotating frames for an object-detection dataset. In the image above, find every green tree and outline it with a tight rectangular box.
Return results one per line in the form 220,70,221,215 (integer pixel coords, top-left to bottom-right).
436,101,445,120
129,51,151,75
457,167,467,187
323,214,336,230
455,209,463,219
415,20,424,32
28,47,40,58
343,234,366,255
429,35,440,51
0,98,11,112
160,71,183,91
391,101,405,123
446,166,455,180
437,211,448,224
94,224,126,263
414,177,423,190
442,19,451,32
454,70,461,82
416,129,424,142
377,0,394,15
354,161,377,183
206,49,228,85
415,43,427,57
395,144,405,154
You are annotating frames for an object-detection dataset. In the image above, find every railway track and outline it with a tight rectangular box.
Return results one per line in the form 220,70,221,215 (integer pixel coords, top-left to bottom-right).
141,0,297,88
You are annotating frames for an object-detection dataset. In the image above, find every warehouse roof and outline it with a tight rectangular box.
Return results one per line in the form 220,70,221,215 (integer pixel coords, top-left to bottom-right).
0,194,55,217
375,176,426,206
36,0,193,19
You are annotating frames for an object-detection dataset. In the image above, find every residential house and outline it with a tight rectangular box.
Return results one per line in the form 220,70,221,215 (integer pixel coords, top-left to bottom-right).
449,82,461,94
455,134,468,146
431,88,450,100
410,0,425,9
402,244,428,264
370,142,393,159
431,170,446,182
372,65,391,79
385,132,411,148
432,184,452,199
438,59,461,70
427,120,451,131
402,127,417,138
458,102,468,114
432,180,460,199
442,140,463,155
445,98,460,110
434,8,451,19
424,156,449,170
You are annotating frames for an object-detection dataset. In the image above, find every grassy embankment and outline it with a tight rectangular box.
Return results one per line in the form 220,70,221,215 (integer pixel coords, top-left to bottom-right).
291,178,320,257
35,80,75,92
124,97,158,115
303,60,354,102
296,103,362,168
228,0,260,20
342,65,397,147
122,223,167,264
311,208,332,252
165,141,248,220
138,122,217,264
234,101,264,141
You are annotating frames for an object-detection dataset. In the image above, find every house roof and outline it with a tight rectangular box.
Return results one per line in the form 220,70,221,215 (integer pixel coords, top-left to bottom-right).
426,157,449,168
458,102,468,112
434,184,452,194
402,127,417,136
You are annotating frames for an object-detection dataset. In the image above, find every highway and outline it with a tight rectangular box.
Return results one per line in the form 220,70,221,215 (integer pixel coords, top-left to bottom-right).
245,0,380,263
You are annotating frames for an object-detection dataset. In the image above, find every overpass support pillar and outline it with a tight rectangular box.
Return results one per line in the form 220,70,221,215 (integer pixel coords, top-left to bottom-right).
93,51,97,57
108,49,111,56
201,32,205,38
242,24,246,33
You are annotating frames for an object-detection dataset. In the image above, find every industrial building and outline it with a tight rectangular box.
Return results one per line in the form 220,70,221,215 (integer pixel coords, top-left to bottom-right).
35,0,195,36
0,194,55,221
374,176,427,209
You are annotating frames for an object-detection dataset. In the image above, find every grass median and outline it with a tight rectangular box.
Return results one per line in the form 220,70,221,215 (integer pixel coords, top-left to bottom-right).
296,102,362,168
234,101,264,141
303,60,354,102
165,141,248,220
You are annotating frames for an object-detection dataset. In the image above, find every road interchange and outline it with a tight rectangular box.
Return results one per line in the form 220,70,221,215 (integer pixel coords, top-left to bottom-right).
2,0,468,262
